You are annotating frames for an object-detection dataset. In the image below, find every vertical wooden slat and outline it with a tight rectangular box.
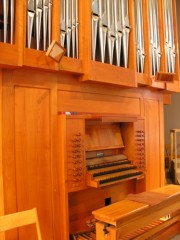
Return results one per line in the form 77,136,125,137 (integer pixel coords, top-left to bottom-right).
14,86,54,240
57,114,69,240
158,95,165,186
2,70,18,240
0,69,5,240
49,75,64,240
144,98,161,190
52,0,61,42
79,0,92,75
16,0,24,66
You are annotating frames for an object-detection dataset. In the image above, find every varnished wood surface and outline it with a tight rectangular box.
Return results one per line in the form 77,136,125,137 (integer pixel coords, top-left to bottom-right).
93,199,149,226
2,70,61,240
0,70,4,240
0,208,42,240
0,68,167,239
140,0,150,84
0,44,20,67
57,115,69,240
119,217,180,240
93,187,180,227
14,87,53,240
0,0,179,239
0,1,178,91
96,217,180,240
144,99,162,190
81,61,137,87
2,71,18,240
69,181,136,234
58,90,141,115
85,123,124,151
94,185,180,239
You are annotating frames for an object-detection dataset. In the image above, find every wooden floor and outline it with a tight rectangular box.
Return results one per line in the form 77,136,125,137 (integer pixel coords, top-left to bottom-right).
170,234,180,240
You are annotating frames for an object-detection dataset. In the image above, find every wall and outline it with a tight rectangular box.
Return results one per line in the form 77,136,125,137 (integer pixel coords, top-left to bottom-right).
164,94,180,146
164,0,180,148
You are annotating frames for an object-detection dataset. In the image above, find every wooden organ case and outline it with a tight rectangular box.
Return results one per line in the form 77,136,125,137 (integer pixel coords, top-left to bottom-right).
0,0,180,240
61,113,146,239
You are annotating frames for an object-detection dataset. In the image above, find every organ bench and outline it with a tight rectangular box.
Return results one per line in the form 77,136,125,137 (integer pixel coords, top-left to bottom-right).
92,184,180,240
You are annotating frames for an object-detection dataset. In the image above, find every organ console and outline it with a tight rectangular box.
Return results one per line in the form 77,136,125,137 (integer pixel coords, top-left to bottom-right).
86,154,143,188
65,114,145,192
64,113,147,239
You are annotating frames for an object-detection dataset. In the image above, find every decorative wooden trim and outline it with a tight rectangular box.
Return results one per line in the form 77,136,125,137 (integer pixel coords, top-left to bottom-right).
80,60,137,87
46,40,66,63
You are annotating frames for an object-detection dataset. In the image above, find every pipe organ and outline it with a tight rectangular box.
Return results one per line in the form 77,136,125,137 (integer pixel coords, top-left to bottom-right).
91,0,178,80
0,1,180,240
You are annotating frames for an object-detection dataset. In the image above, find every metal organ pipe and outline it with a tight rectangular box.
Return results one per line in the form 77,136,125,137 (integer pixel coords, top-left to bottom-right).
43,0,49,51
60,0,79,58
91,0,130,68
26,0,52,50
3,0,9,43
98,0,108,63
27,0,35,48
135,0,145,73
60,0,66,48
10,0,15,44
148,0,161,76
164,0,176,73
0,0,176,74
0,0,14,43
36,0,43,51
92,0,99,61
114,0,122,67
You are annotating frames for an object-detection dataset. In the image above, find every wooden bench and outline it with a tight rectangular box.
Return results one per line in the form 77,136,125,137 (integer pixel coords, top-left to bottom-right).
92,185,180,240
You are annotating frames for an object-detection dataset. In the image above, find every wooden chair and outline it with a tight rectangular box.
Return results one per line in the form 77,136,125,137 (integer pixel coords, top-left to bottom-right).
0,208,42,240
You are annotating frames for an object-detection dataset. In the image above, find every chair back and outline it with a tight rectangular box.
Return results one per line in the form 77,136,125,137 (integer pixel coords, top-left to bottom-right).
0,208,42,240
